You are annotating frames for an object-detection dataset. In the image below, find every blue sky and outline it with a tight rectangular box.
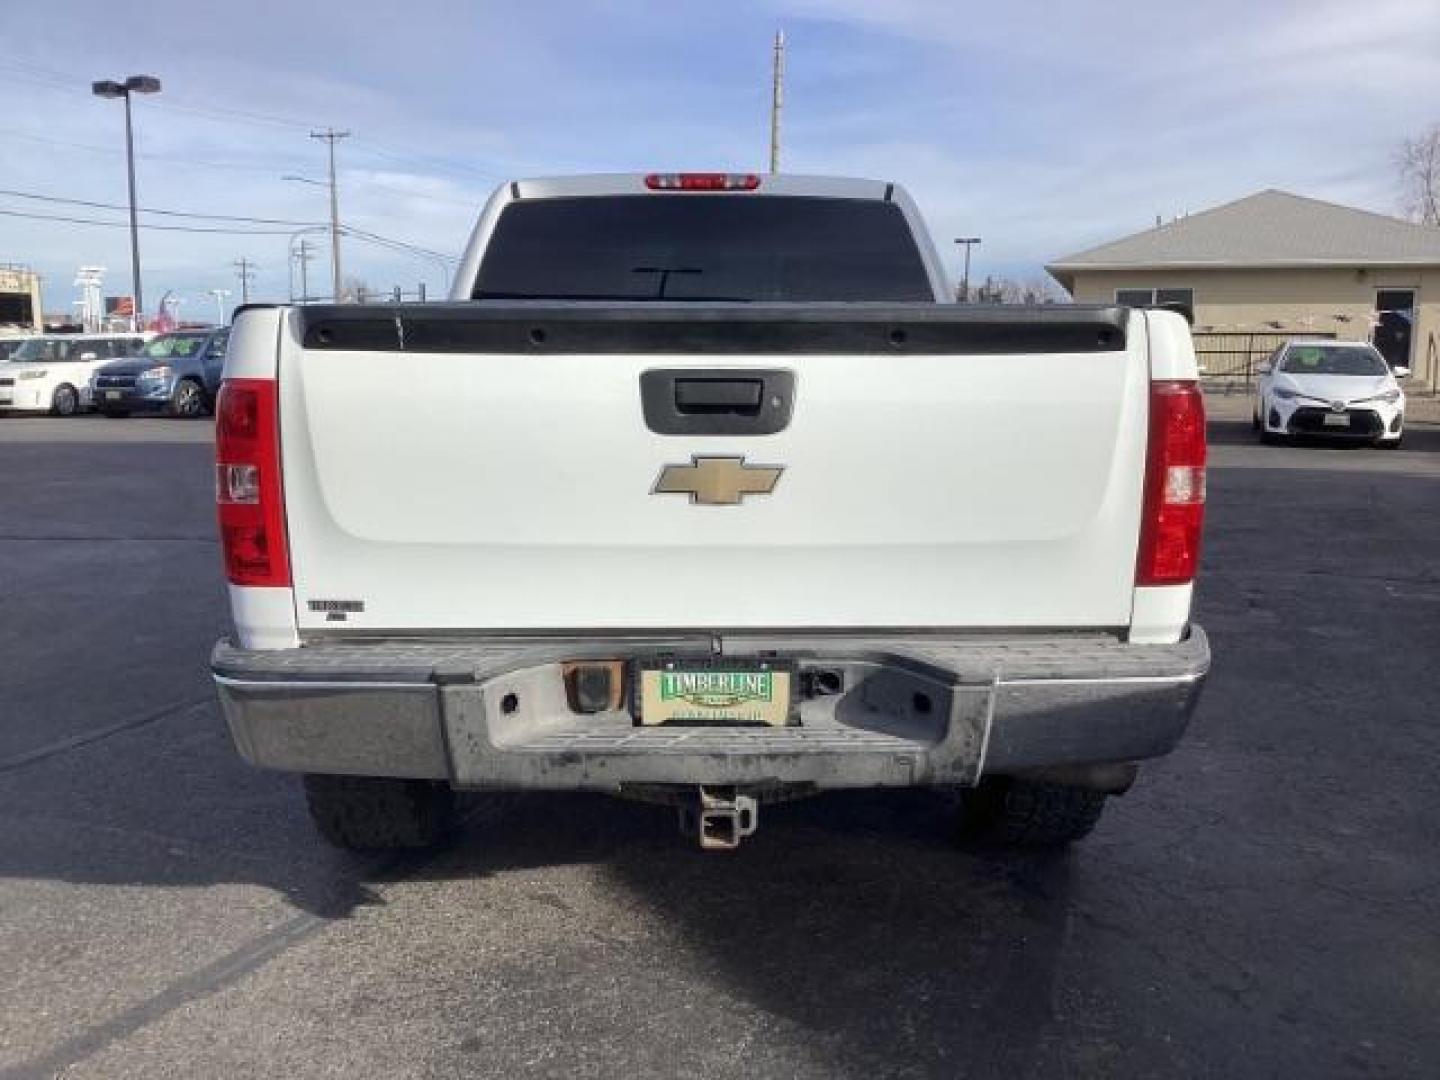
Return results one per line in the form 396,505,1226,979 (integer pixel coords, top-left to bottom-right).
2,0,1438,318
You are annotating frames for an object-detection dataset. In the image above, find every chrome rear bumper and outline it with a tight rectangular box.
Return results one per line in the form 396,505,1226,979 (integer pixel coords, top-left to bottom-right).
212,628,1209,790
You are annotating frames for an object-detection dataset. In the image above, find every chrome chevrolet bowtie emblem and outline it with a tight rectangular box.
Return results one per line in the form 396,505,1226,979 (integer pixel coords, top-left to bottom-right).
653,455,784,505
1330,400,1347,413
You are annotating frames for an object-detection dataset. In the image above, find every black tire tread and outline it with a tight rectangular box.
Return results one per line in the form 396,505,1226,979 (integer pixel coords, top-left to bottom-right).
303,774,455,851
961,777,1108,847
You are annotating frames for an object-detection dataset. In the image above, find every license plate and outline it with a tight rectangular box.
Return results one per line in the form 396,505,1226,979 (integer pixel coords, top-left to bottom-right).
105,390,122,400
637,661,793,726
1323,412,1349,428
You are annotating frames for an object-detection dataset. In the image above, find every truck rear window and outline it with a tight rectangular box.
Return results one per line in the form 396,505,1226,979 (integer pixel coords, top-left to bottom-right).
472,195,934,302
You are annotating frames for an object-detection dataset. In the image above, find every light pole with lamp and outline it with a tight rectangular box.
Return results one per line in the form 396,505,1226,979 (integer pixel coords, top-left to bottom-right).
208,288,232,327
91,75,161,330
953,237,981,303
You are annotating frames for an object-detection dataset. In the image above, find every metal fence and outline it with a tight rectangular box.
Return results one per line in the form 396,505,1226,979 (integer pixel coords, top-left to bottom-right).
1192,330,1337,384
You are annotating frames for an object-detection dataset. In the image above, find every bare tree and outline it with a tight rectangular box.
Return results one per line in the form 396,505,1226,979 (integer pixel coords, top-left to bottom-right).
1396,125,1440,225
340,274,373,304
971,274,1066,304
1023,275,1066,304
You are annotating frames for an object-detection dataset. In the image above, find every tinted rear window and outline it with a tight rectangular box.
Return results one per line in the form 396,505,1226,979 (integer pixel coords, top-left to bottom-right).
472,195,934,302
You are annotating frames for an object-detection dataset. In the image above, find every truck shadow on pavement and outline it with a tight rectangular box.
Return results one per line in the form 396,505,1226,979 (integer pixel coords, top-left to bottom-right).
408,788,1086,1078
3,750,1084,1076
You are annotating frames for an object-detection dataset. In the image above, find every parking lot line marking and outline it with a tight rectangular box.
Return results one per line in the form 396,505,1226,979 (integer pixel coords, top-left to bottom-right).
0,697,213,775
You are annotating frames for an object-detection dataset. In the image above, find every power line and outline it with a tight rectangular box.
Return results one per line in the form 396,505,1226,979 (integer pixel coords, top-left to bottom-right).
340,177,482,208
0,206,299,235
344,139,502,183
343,225,458,262
341,227,457,291
0,60,505,184
0,60,322,130
0,129,484,206
150,97,317,131
0,186,323,227
0,127,311,175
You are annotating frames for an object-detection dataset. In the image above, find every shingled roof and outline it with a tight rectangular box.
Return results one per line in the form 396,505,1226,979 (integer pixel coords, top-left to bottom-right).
1047,189,1440,290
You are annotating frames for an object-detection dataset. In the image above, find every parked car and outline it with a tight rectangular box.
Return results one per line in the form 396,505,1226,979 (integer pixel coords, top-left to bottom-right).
211,172,1209,854
89,328,229,418
0,333,150,415
1253,340,1406,446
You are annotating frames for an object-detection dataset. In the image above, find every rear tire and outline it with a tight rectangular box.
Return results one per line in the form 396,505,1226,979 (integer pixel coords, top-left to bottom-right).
50,384,79,417
302,774,456,851
959,776,1108,847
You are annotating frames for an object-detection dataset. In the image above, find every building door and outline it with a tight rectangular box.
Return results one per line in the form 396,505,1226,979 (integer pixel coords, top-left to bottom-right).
1372,289,1415,370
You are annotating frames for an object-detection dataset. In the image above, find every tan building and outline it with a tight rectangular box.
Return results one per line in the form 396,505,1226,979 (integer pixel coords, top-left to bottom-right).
1047,190,1440,389
0,263,44,333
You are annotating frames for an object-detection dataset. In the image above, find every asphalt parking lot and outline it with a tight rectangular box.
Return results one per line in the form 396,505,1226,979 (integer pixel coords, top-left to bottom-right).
2,407,1438,1079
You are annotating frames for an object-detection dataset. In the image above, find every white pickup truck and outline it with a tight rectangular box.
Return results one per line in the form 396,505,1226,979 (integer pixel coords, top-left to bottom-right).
211,172,1208,851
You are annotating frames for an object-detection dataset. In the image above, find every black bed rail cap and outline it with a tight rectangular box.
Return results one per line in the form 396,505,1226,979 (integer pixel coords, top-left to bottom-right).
296,302,1129,355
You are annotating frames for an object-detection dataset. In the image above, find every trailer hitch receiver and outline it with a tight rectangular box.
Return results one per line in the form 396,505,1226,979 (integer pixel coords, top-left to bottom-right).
679,786,759,850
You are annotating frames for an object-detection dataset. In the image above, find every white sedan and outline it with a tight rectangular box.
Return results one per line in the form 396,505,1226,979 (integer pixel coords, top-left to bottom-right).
1254,340,1406,447
0,333,150,415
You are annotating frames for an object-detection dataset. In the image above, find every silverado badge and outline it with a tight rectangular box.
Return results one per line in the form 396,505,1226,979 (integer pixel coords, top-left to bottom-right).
653,455,784,506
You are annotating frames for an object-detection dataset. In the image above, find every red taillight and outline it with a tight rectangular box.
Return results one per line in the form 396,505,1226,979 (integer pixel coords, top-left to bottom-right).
216,378,290,587
1136,380,1206,586
644,172,761,191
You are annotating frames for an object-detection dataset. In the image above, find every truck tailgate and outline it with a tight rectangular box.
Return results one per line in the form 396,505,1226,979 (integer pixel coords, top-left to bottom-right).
277,304,1149,633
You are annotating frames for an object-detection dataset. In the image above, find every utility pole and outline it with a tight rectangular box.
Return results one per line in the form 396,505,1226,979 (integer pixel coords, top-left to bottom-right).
293,238,315,302
233,258,256,305
953,237,982,303
310,128,350,302
769,30,785,174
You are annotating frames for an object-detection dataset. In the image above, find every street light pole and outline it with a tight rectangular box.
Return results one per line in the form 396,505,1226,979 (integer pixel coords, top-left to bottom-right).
92,75,161,330
953,237,981,303
208,288,232,326
121,92,140,328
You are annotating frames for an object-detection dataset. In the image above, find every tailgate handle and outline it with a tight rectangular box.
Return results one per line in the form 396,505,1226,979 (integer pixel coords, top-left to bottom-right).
674,378,763,416
641,368,794,436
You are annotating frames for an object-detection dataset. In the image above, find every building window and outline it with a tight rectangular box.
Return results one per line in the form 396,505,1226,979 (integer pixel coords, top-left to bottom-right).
1115,287,1194,308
